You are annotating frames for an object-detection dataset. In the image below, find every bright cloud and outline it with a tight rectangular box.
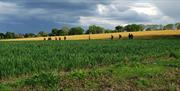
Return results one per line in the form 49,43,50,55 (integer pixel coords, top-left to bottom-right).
79,16,125,28
79,1,175,27
130,3,159,16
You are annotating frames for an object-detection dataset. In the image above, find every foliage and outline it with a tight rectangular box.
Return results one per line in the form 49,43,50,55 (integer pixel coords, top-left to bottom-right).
0,84,11,91
115,25,124,32
164,24,174,30
37,31,48,37
23,72,59,88
15,33,24,38
144,24,164,31
24,33,36,38
58,26,69,36
86,25,104,34
0,33,5,39
104,29,114,33
0,39,180,78
0,39,180,90
0,23,179,39
176,23,180,29
5,32,15,39
50,28,59,36
69,26,84,35
124,24,144,32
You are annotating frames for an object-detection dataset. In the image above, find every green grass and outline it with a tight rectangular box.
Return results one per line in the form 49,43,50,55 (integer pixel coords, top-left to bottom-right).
0,39,180,90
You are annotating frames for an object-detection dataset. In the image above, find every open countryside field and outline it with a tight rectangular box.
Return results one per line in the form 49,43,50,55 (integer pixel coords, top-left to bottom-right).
0,38,180,90
1,30,180,41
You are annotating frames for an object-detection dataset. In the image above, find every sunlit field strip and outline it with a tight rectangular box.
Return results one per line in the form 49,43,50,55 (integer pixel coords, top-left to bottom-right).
0,30,180,41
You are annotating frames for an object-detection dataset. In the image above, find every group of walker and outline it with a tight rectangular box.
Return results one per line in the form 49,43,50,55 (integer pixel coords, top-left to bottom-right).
111,33,133,40
44,36,67,40
128,33,134,39
44,33,134,40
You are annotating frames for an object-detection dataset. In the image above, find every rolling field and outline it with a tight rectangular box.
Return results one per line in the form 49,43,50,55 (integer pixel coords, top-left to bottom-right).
0,38,180,90
1,30,180,41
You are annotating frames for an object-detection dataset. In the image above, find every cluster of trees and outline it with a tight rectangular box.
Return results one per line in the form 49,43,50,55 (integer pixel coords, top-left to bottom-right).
0,23,179,39
49,26,84,36
0,32,15,39
145,23,180,31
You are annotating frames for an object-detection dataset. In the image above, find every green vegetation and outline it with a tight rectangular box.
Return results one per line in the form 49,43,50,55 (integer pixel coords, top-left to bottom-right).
1,23,180,40
124,24,144,32
69,26,84,35
86,25,105,34
0,39,180,90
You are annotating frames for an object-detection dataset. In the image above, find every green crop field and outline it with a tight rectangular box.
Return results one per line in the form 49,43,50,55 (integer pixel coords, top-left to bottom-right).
0,39,180,90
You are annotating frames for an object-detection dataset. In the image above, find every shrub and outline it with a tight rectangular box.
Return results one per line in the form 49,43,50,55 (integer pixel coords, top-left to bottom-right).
23,72,60,88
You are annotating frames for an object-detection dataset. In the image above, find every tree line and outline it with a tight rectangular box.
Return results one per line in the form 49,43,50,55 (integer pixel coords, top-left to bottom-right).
0,23,180,39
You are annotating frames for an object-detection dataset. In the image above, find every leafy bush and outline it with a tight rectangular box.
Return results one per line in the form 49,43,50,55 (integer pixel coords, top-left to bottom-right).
23,72,59,88
70,70,87,80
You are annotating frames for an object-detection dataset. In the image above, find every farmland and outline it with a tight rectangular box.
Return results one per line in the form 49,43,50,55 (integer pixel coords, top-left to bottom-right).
1,30,180,41
0,38,180,90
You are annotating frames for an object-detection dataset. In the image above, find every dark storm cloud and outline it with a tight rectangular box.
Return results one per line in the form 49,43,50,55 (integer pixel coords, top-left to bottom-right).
0,0,179,33
0,0,97,33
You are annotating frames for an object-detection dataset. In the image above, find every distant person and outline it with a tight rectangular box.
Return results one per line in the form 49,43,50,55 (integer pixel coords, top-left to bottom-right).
119,34,122,39
131,34,134,39
44,38,46,40
59,37,61,40
55,37,57,40
64,36,66,40
48,37,51,40
128,33,131,39
128,33,134,39
111,35,114,40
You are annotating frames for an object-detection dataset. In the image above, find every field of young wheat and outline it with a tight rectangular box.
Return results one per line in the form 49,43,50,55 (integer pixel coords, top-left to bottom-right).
0,39,180,90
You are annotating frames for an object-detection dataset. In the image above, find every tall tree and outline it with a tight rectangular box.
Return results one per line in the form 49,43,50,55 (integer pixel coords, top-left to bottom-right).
105,29,114,33
124,24,144,32
50,28,58,36
69,27,84,35
115,25,124,32
0,33,5,39
37,31,48,37
144,24,164,31
58,26,69,36
5,32,15,39
164,24,174,30
15,33,24,38
176,23,180,30
86,25,104,34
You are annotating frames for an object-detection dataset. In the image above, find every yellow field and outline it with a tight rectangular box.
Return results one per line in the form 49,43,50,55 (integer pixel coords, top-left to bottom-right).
1,30,180,41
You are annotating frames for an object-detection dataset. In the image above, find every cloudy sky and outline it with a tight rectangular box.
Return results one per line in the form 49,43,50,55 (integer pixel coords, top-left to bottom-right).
0,0,179,33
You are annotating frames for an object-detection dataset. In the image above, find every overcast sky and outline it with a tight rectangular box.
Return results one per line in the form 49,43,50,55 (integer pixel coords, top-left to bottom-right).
0,0,179,33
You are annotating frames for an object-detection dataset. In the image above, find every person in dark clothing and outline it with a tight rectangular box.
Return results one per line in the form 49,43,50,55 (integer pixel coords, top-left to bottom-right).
111,35,114,40
128,33,131,39
131,34,134,39
48,37,51,40
59,37,61,40
128,33,134,39
119,34,122,39
64,36,66,40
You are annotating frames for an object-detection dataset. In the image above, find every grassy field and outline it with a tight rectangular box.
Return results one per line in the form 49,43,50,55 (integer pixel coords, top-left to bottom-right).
0,39,180,90
1,30,180,41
